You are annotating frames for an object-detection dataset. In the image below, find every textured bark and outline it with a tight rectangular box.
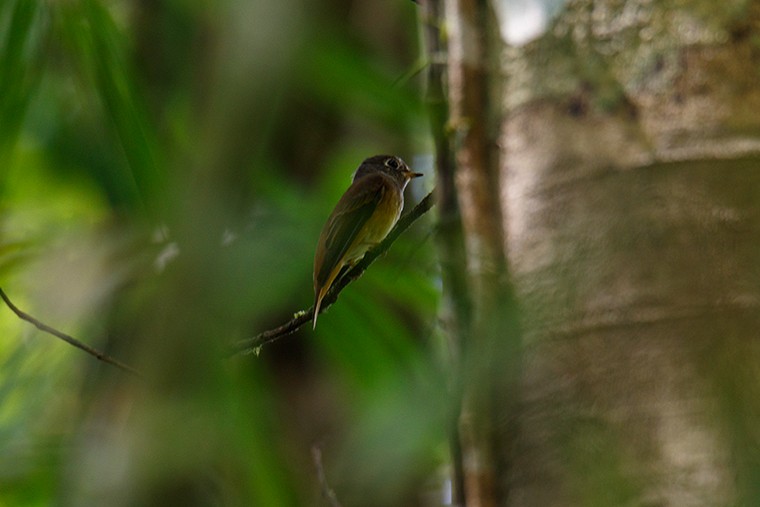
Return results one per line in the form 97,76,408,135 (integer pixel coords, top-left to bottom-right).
446,0,501,502
501,0,760,505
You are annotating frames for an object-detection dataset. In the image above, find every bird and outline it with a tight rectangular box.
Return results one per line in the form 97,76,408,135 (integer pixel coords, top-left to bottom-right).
312,155,423,329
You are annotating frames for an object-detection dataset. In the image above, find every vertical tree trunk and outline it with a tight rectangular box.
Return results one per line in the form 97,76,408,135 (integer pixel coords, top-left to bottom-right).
439,0,521,505
497,0,760,505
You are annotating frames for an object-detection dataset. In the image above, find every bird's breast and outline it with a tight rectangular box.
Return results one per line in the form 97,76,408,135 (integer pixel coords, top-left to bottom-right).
363,184,403,244
342,182,403,265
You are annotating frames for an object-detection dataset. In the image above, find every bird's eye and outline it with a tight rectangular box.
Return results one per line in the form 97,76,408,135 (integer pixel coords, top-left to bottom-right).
384,157,400,169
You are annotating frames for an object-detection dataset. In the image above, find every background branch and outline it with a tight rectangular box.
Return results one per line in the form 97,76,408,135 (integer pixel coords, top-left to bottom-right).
311,445,342,507
0,287,140,376
230,189,436,355
419,0,469,503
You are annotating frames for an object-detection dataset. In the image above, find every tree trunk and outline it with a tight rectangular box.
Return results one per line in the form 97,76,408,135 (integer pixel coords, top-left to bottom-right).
440,0,521,505
443,0,760,505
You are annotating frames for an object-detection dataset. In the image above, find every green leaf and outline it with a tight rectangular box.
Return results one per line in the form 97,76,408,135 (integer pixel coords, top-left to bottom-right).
0,0,45,190
55,0,165,214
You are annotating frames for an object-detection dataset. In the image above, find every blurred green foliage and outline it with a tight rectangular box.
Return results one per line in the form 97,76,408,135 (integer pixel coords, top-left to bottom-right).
0,0,442,505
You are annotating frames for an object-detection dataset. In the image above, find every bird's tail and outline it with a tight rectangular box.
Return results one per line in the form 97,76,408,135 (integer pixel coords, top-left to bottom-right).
313,263,346,329
312,288,327,329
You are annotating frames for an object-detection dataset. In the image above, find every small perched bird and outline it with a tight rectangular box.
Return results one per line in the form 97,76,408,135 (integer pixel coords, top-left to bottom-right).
312,155,423,329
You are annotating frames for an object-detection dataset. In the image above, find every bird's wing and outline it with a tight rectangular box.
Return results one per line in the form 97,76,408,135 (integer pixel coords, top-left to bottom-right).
316,175,385,288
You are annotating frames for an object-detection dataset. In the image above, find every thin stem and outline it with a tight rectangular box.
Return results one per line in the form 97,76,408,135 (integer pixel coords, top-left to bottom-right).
311,445,342,507
0,287,140,377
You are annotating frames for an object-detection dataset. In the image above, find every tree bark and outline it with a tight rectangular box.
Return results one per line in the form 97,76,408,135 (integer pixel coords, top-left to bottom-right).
442,0,522,505
498,0,760,505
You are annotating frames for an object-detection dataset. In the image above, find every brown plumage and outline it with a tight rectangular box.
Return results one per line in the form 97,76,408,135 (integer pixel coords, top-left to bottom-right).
312,155,422,329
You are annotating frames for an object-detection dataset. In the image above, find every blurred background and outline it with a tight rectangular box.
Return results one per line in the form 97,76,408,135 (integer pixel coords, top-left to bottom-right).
6,0,760,506
0,0,445,505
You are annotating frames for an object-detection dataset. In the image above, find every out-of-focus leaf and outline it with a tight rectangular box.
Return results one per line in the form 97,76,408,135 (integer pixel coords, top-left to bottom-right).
300,34,424,129
315,282,429,392
0,239,33,277
0,312,73,507
223,368,304,507
0,0,46,190
55,0,165,213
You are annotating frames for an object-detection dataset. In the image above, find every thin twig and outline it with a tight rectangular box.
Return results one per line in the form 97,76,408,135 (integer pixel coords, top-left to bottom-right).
0,288,140,377
230,189,436,355
311,445,342,507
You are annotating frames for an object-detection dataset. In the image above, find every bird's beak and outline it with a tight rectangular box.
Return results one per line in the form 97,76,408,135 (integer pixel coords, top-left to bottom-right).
408,170,424,179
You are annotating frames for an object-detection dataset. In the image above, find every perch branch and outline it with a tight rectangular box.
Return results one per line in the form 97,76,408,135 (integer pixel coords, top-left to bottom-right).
0,288,140,377
230,189,436,355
